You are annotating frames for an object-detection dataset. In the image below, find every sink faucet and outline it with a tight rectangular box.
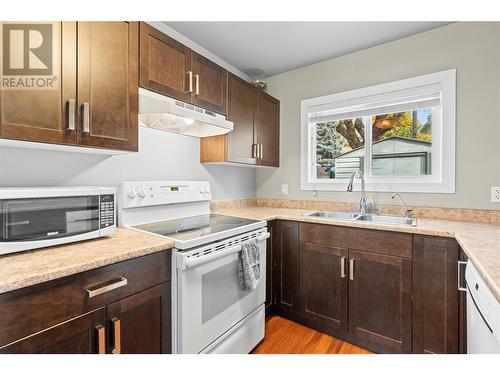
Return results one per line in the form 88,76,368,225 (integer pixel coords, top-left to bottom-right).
347,170,370,215
391,192,414,219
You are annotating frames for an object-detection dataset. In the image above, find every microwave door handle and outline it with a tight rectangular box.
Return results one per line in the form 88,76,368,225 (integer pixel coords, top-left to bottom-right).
181,244,242,270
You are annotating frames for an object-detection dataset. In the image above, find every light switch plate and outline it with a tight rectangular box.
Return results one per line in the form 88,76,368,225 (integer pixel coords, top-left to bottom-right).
491,186,500,202
281,184,288,195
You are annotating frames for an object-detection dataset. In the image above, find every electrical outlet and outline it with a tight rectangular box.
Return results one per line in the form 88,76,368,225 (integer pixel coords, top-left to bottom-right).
281,184,288,195
491,187,500,202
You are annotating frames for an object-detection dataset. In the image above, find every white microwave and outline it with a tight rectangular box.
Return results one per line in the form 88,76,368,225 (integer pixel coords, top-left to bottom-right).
0,187,116,256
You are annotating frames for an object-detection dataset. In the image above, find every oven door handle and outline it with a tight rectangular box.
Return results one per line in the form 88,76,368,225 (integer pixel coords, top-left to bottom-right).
256,232,270,242
181,244,243,270
180,232,270,270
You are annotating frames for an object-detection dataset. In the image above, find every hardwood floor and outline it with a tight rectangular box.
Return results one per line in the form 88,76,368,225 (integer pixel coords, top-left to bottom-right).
252,315,372,354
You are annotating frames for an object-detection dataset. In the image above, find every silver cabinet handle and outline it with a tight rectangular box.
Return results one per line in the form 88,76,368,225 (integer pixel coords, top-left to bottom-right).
340,256,346,278
67,98,76,130
349,258,355,280
458,261,467,292
82,102,90,133
194,74,200,95
259,144,263,159
252,144,257,158
186,71,193,93
111,318,121,354
85,277,128,298
95,324,106,354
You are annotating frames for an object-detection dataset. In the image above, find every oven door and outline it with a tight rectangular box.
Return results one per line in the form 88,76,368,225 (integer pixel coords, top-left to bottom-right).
176,231,267,354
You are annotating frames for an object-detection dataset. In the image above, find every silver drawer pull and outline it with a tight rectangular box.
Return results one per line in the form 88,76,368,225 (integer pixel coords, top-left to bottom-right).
85,277,128,298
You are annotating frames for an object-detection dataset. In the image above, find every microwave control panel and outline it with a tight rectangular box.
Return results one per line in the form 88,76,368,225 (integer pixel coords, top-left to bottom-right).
99,194,115,228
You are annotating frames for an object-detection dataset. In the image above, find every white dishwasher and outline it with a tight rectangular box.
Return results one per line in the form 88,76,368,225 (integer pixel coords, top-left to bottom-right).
465,261,500,353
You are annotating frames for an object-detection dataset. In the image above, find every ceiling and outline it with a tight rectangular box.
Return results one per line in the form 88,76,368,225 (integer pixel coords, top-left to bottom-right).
165,22,450,78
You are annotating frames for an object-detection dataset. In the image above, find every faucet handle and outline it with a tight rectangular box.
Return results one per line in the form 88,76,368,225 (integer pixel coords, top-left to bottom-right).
405,209,414,218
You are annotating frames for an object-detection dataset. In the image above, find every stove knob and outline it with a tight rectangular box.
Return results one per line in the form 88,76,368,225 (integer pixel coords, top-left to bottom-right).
135,187,146,199
127,188,136,199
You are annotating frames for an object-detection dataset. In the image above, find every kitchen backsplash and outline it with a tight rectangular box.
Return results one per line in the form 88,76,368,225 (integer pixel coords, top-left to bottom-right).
210,198,500,224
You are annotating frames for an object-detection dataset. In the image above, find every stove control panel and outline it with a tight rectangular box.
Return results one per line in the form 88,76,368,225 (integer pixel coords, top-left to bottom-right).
118,181,211,210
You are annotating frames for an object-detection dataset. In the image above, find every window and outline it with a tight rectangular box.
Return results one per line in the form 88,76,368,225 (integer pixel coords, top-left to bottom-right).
301,69,456,193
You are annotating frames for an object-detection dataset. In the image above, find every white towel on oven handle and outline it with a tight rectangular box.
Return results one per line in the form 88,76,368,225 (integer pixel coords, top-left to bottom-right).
238,238,260,291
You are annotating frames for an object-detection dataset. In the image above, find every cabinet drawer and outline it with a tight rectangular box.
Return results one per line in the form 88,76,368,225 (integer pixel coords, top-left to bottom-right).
0,251,171,347
299,222,412,258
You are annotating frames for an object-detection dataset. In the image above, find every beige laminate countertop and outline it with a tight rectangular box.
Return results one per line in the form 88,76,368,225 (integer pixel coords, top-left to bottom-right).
214,206,500,303
0,227,175,294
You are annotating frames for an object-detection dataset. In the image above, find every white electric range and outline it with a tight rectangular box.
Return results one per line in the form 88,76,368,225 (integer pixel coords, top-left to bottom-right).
118,181,268,354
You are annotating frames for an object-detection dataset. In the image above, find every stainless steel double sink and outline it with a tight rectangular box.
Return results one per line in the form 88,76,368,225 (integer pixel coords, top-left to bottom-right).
306,211,417,226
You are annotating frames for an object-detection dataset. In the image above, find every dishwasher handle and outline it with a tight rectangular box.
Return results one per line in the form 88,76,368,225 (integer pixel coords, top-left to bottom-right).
458,261,467,292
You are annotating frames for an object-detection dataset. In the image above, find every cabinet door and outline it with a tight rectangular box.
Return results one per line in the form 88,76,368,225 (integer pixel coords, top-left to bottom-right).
226,73,257,164
0,308,106,354
191,52,227,114
459,248,468,354
106,282,171,354
139,22,192,103
255,90,280,167
77,22,138,151
265,220,276,314
275,221,299,313
299,243,348,331
348,250,412,353
0,22,77,145
413,236,459,354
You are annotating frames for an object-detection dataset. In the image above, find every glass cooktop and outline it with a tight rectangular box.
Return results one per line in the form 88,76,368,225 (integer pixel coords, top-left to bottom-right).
133,214,261,242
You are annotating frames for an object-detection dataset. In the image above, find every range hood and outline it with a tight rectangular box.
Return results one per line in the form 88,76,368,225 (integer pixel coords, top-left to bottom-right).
138,88,233,138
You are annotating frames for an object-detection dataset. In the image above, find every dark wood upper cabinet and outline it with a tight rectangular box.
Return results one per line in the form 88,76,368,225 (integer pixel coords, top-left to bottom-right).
0,22,77,145
0,308,106,354
413,236,459,354
348,249,412,354
0,21,138,152
255,90,280,167
106,282,171,354
139,22,192,103
299,242,348,331
275,220,299,313
77,22,139,151
191,52,227,115
200,73,280,167
225,73,257,164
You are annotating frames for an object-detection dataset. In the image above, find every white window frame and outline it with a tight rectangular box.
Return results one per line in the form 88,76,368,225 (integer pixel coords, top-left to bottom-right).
300,69,456,193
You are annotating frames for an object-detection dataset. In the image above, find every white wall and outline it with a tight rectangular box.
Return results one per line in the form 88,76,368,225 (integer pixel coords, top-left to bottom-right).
258,22,500,210
0,127,256,200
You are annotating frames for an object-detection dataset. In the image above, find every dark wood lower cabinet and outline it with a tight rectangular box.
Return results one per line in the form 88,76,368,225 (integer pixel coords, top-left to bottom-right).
348,250,412,353
299,242,348,332
0,251,171,354
412,236,459,354
107,282,171,354
274,221,299,313
265,220,276,315
0,308,106,354
459,248,468,354
270,221,463,354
